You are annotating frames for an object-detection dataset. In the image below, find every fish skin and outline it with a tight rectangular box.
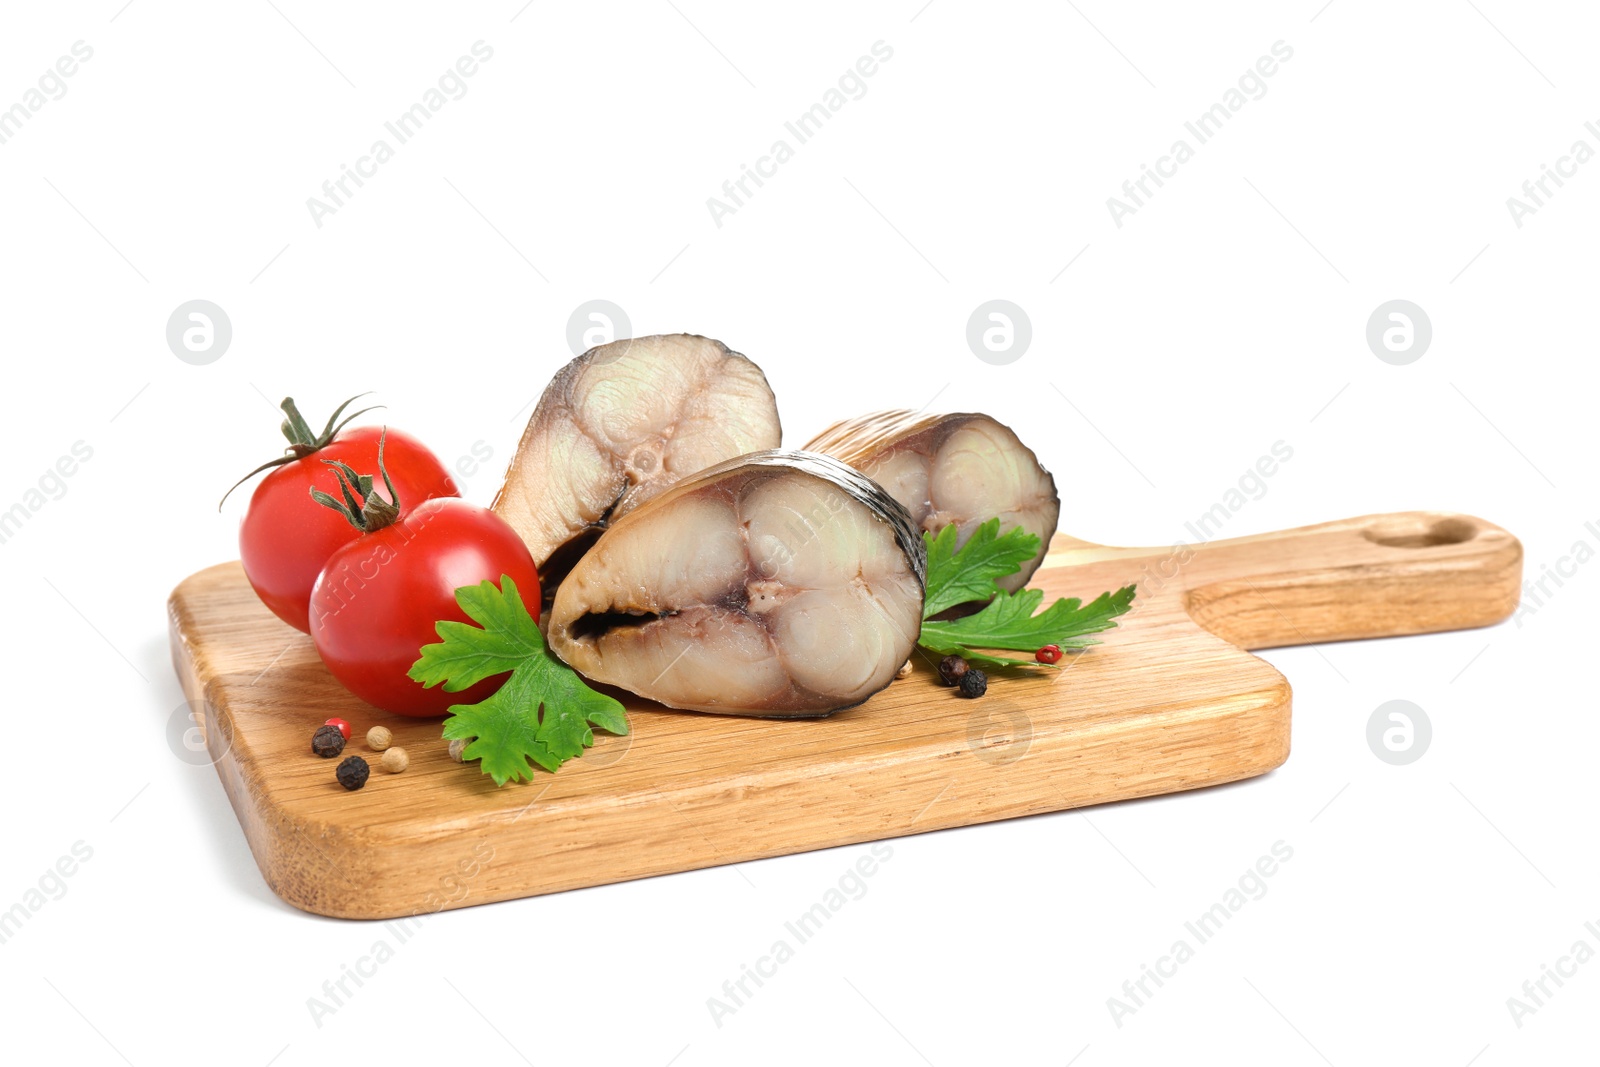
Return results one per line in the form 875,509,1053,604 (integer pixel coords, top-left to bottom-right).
547,450,926,717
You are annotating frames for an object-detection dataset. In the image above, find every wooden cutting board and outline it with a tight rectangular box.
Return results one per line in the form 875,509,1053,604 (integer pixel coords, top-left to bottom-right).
167,510,1521,919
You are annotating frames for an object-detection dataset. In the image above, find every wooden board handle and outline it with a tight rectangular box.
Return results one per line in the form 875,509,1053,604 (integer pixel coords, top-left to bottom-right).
1172,512,1523,649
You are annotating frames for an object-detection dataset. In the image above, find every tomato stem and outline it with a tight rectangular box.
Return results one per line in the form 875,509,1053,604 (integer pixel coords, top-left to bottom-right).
308,428,402,533
280,397,321,455
218,392,385,509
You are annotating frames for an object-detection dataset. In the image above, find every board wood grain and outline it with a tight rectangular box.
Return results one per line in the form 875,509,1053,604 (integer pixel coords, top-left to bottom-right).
168,510,1521,919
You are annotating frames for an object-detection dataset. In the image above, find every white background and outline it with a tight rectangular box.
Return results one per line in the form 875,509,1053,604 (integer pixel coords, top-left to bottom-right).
1,1,1595,1064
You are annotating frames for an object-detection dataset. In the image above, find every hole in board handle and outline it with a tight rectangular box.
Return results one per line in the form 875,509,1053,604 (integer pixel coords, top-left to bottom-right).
1361,517,1479,549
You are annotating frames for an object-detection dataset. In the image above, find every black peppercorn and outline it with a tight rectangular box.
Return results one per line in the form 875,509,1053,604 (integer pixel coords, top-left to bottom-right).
958,668,988,698
336,755,370,790
312,724,346,758
938,655,969,687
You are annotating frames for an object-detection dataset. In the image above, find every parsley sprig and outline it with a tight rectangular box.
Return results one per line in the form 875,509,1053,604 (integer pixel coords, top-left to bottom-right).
408,576,628,785
916,520,1136,669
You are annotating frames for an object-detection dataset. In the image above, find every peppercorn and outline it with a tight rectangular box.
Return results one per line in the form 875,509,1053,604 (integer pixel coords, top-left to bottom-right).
311,724,346,758
336,755,370,790
1035,644,1063,665
324,717,351,740
381,747,409,774
895,659,913,680
447,738,470,763
938,655,969,687
366,725,393,751
958,668,988,698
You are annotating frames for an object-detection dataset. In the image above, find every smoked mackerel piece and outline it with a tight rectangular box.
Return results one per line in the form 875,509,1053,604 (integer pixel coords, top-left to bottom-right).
806,410,1059,592
547,450,925,717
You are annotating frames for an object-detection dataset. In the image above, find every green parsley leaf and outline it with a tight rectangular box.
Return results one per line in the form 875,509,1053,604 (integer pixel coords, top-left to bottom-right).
917,519,1136,668
408,576,628,786
919,583,1138,667
921,519,1043,617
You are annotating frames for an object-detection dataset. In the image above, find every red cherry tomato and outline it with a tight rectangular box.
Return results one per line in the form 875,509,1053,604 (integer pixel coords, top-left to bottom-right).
239,424,458,633
309,498,540,716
